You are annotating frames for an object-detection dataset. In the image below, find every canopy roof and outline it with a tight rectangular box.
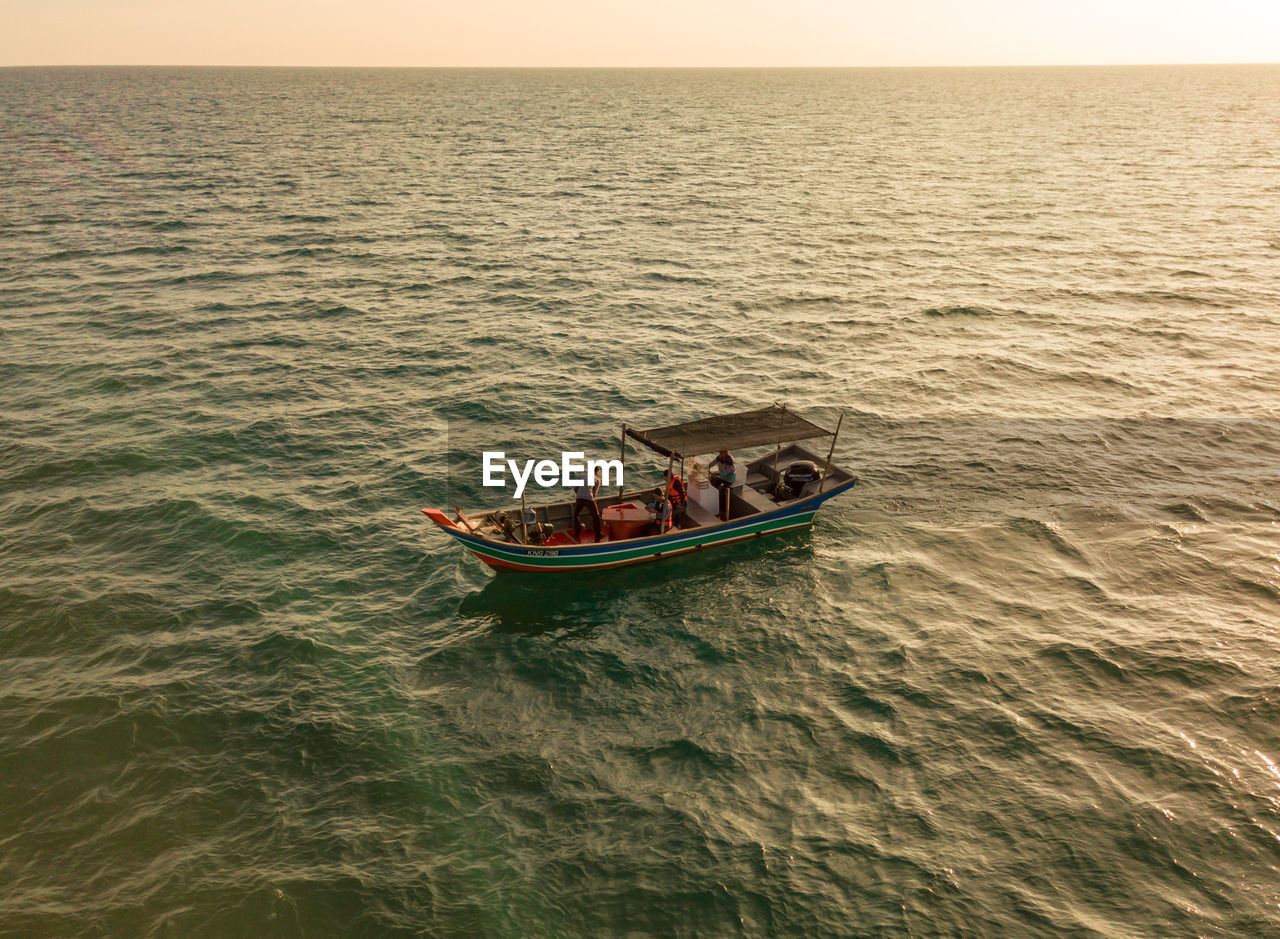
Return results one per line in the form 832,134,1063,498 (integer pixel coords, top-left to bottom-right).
626,405,833,459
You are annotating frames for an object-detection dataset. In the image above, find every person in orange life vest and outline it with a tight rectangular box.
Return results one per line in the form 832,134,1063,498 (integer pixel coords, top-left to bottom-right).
663,468,688,529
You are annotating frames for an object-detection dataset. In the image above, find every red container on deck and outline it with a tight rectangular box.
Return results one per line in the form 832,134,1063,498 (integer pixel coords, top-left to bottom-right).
601,502,650,540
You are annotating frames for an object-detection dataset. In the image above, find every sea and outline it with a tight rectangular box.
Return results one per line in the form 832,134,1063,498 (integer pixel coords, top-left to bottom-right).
2,65,1279,936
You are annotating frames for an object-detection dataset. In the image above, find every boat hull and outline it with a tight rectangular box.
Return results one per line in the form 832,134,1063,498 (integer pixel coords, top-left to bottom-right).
423,478,854,574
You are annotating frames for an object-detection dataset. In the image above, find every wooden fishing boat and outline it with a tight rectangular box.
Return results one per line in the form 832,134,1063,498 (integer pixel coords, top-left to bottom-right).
423,404,857,573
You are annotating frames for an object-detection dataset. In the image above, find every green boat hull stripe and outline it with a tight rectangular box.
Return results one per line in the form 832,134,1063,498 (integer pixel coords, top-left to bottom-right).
458,511,818,567
448,478,855,558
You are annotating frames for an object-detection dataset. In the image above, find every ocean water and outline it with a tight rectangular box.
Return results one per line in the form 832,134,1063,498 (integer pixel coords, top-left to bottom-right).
2,66,1280,935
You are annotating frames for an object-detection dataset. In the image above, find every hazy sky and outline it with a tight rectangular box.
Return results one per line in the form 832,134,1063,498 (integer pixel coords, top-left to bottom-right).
2,0,1277,67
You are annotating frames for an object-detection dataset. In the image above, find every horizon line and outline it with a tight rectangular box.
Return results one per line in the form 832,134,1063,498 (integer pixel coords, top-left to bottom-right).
2,61,1278,70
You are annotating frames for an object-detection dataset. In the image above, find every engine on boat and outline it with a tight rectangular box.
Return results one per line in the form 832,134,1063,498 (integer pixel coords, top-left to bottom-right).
523,507,554,544
775,460,822,500
494,510,553,544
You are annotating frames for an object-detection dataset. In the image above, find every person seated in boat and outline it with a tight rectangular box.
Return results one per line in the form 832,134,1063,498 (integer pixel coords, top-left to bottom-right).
663,468,688,528
708,448,735,520
494,511,518,542
571,470,603,543
647,488,672,534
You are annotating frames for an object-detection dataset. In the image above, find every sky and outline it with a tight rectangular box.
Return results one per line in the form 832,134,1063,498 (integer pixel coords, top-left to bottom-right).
1,0,1277,67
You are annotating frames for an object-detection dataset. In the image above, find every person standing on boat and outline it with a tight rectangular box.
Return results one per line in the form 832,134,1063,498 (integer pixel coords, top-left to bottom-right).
708,448,735,521
663,468,688,529
572,469,603,542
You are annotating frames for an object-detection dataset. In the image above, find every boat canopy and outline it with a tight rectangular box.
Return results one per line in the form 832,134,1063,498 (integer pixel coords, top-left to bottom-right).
625,404,833,459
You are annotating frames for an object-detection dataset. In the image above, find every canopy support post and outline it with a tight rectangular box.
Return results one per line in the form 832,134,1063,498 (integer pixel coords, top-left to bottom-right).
772,401,786,479
820,410,844,492
618,423,627,506
664,453,674,532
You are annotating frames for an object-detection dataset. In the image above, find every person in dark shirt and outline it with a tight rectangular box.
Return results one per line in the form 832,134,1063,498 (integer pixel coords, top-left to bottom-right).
647,488,672,533
572,471,603,542
708,449,735,521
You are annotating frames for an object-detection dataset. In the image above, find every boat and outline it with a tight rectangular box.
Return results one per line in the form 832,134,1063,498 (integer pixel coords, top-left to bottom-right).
422,404,858,573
